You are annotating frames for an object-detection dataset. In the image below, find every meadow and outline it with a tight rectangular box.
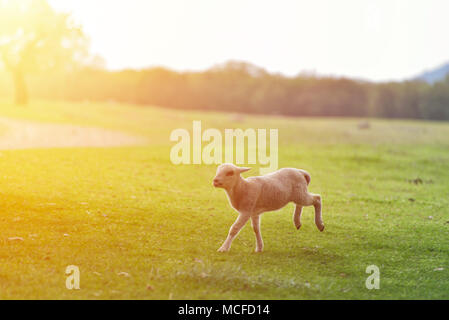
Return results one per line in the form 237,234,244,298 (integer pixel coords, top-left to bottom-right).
0,100,448,299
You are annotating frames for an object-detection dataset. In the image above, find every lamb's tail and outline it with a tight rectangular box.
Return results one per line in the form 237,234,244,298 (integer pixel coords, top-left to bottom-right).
303,171,311,186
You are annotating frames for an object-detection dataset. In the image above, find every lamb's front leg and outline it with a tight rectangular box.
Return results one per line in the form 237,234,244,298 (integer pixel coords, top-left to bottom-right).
251,215,264,253
218,214,250,252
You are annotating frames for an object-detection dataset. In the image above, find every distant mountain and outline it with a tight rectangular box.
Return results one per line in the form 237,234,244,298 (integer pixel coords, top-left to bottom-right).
415,62,449,84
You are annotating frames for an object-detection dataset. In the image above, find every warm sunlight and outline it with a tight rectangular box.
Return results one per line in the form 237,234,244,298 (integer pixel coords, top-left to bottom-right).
48,0,449,81
0,0,85,104
0,0,448,304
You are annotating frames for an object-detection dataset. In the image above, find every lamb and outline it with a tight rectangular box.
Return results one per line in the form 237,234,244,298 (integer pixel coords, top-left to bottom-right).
213,163,324,252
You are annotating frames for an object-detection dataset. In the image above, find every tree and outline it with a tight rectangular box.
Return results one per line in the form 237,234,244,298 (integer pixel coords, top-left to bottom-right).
0,0,87,105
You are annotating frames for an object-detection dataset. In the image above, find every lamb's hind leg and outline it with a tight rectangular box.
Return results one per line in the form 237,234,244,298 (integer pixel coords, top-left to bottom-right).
312,194,325,232
293,205,303,230
303,193,325,232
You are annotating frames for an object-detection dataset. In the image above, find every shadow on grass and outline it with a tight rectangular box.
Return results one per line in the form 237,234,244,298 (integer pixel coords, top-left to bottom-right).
159,246,344,298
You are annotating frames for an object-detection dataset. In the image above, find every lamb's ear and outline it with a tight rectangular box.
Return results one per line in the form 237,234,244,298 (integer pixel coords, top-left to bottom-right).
238,167,251,174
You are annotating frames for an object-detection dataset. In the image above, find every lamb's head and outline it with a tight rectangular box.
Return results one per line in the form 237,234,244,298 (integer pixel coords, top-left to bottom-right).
213,164,251,189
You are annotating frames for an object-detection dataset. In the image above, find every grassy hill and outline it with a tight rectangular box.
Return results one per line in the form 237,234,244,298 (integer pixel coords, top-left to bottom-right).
0,100,448,299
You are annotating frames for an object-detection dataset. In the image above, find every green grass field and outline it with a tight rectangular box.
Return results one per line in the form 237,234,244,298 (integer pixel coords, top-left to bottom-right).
0,100,448,300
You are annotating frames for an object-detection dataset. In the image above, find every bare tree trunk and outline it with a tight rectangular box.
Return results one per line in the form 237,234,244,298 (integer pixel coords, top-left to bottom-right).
12,69,28,106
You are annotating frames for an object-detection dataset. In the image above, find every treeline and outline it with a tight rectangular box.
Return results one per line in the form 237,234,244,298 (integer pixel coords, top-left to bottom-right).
3,61,449,120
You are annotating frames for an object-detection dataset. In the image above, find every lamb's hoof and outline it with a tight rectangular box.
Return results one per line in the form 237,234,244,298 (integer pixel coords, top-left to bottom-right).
255,248,263,253
319,225,325,232
217,247,230,253
295,223,302,230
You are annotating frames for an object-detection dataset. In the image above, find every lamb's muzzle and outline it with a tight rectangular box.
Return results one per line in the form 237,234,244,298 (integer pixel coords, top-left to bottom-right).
213,163,324,253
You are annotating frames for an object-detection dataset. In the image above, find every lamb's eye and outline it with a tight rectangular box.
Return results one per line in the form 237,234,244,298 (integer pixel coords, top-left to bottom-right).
226,171,234,176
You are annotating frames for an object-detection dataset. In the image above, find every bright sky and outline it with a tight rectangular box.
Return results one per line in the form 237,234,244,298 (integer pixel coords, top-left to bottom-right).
49,0,449,81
